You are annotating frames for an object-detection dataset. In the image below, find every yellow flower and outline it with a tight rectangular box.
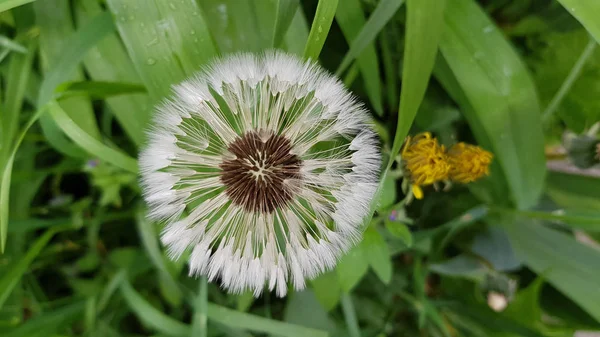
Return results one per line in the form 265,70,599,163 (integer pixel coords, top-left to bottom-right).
447,142,493,183
401,132,450,199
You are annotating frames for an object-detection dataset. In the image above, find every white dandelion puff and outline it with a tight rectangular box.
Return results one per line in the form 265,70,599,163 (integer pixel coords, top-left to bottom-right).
139,51,381,297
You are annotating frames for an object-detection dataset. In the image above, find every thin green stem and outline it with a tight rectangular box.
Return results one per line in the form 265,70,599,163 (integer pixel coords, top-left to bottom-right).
191,277,208,337
341,294,361,337
542,37,597,122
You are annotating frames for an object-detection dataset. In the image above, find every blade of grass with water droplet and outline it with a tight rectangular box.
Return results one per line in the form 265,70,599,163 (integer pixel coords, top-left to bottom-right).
303,0,339,61
434,0,546,209
336,0,383,116
556,0,600,44
388,0,447,167
335,0,404,76
75,0,151,146
106,0,217,101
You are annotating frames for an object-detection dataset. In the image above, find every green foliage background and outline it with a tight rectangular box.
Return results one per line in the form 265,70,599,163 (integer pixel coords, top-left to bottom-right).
1,0,600,336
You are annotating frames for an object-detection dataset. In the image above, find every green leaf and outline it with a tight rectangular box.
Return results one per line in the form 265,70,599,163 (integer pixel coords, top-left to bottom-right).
120,279,190,336
471,226,521,271
504,219,600,322
191,278,208,337
336,0,404,76
429,255,487,281
503,277,544,325
303,0,339,60
378,175,396,210
1,107,46,252
0,228,56,308
385,221,413,248
285,290,337,333
75,0,152,146
336,244,369,292
311,271,341,311
335,0,383,115
283,7,309,56
435,0,546,209
341,294,361,337
207,302,329,337
556,0,600,44
273,0,299,48
389,0,447,167
546,166,600,211
55,81,146,100
0,0,36,13
107,0,217,100
3,302,85,337
362,227,393,284
47,101,138,173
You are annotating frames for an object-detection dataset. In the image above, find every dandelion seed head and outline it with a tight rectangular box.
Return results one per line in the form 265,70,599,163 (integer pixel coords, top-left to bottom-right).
139,51,380,297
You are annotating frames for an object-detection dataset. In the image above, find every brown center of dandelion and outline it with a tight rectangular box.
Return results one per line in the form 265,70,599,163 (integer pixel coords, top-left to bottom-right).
220,130,302,213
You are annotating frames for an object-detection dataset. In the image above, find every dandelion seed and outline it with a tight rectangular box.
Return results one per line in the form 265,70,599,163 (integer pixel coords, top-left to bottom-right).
401,132,450,199
447,142,493,183
139,51,380,297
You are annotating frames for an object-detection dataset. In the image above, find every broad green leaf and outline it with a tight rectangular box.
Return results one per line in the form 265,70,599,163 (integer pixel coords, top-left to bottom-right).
335,0,383,115
435,0,546,209
207,302,329,337
55,81,146,100
362,227,393,284
503,277,544,325
336,0,404,76
311,271,341,311
107,0,217,100
0,0,35,13
273,0,299,48
0,107,46,252
389,0,447,166
429,255,486,281
283,7,309,56
336,244,369,292
0,228,56,307
303,0,339,60
284,290,337,333
385,220,413,248
504,219,600,322
471,226,521,271
378,175,396,210
35,0,100,138
556,0,600,44
546,169,600,211
75,0,152,146
47,101,138,173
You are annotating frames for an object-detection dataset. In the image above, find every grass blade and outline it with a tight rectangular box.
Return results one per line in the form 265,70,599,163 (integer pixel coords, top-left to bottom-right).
120,279,190,336
0,107,46,252
434,0,546,209
207,303,329,337
107,0,217,100
191,278,208,337
3,302,85,337
504,219,600,322
47,101,138,173
0,228,56,306
75,0,152,146
55,81,146,100
335,0,383,116
273,0,299,48
303,0,339,60
388,0,447,167
556,0,600,44
341,294,360,337
283,8,309,56
335,0,404,76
